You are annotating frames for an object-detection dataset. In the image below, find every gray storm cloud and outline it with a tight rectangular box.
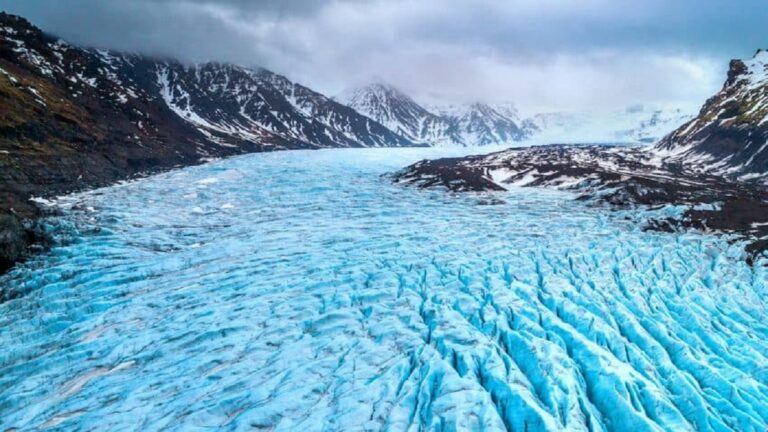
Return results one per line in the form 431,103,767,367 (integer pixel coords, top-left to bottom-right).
3,0,766,113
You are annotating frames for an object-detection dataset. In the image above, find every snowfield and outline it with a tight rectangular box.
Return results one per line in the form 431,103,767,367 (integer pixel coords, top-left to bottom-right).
0,148,766,431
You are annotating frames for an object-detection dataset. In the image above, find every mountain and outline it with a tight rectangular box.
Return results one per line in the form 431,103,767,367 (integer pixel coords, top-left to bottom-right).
155,65,413,149
431,102,532,145
341,84,532,146
0,12,414,272
0,12,417,193
657,50,768,180
339,83,457,145
343,83,693,147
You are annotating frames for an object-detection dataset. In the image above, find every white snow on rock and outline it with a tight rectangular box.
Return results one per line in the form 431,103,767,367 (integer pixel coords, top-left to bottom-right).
656,50,768,181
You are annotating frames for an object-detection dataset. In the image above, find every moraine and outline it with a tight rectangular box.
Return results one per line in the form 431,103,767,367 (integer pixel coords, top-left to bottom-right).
1,148,767,431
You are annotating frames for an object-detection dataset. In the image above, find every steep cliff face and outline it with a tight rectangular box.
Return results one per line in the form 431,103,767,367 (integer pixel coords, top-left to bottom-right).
657,50,768,181
0,12,415,272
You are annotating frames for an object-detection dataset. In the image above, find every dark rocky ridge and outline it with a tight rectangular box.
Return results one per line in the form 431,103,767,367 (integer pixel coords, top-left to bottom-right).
656,50,768,180
393,145,768,264
0,12,417,274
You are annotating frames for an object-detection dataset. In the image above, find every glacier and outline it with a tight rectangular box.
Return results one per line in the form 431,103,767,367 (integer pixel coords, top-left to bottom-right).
0,148,766,431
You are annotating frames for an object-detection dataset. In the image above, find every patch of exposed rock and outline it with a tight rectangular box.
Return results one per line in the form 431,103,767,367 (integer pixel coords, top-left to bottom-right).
393,145,768,264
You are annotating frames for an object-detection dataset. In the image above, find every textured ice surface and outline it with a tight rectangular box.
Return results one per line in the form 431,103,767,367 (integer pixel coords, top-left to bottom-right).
1,148,767,431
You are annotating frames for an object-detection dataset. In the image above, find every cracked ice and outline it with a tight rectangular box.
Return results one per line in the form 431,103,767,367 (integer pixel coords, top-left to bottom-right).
0,148,766,431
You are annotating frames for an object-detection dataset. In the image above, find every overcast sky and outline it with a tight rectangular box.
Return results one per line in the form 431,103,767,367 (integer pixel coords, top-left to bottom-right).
3,0,767,113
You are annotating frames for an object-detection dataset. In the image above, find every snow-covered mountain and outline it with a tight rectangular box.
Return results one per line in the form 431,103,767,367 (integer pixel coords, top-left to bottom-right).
341,84,531,146
431,102,532,145
156,63,411,147
0,13,413,156
342,83,693,147
657,49,768,180
0,12,420,271
154,64,413,149
525,106,694,144
338,83,456,146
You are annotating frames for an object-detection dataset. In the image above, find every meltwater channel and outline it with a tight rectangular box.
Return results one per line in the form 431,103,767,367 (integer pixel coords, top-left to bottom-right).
1,148,766,431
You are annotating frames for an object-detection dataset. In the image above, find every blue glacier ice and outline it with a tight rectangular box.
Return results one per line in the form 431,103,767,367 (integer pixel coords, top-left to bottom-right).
0,148,766,431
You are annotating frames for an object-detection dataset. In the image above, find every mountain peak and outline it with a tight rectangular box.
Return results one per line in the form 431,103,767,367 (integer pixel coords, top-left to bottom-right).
0,12,57,48
724,50,768,88
0,12,33,29
341,84,533,146
341,82,413,107
466,102,495,114
339,82,450,144
366,82,404,94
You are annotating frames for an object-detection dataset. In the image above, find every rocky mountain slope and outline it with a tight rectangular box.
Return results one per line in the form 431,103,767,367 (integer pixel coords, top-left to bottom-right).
657,50,768,180
0,12,415,273
339,83,457,145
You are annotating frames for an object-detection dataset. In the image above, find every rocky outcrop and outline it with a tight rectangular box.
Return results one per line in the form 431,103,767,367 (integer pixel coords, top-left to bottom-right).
393,51,768,264
0,214,26,273
393,145,768,264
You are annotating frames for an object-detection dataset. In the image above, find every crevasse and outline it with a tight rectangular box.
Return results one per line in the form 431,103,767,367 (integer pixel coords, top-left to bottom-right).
0,148,766,431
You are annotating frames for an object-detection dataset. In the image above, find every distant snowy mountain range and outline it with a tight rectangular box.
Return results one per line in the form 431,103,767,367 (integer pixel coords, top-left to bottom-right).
0,8,695,161
337,83,532,146
155,64,414,150
525,106,694,144
340,83,694,146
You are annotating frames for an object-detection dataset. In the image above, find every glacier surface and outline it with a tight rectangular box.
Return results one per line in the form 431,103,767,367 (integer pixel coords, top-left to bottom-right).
0,148,766,431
